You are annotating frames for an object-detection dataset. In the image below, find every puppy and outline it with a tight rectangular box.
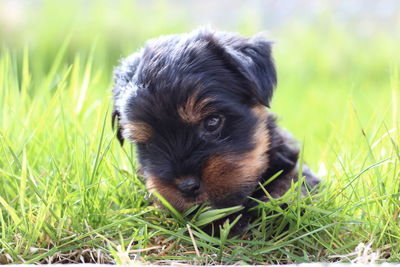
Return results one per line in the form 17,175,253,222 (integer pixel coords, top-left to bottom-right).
112,28,319,233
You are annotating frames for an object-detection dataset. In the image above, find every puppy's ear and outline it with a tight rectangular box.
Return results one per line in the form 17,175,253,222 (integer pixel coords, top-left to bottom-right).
111,109,124,145
222,35,277,107
112,52,142,145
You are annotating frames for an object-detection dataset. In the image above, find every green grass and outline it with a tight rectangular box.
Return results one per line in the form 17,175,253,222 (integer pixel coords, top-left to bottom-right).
0,1,399,264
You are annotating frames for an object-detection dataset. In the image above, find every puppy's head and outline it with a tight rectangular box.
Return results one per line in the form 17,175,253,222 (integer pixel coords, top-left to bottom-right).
112,29,277,211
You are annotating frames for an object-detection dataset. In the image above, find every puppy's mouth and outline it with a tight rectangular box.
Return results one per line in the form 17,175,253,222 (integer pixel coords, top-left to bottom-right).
147,175,255,212
180,191,201,200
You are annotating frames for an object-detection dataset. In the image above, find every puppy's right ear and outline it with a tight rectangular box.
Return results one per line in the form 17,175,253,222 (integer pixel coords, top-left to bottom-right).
111,52,142,146
111,108,124,146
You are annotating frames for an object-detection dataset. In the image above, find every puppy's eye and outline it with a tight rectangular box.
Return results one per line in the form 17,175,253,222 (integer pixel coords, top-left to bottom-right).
203,114,224,132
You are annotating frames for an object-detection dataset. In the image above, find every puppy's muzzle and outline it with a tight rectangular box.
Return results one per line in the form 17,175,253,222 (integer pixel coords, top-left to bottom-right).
176,177,201,197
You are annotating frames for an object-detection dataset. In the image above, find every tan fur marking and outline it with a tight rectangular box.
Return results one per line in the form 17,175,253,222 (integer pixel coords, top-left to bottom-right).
178,94,215,125
124,121,153,143
245,105,270,174
202,105,270,202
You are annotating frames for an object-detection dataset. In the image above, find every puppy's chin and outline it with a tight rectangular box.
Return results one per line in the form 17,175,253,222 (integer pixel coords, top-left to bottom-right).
208,188,255,209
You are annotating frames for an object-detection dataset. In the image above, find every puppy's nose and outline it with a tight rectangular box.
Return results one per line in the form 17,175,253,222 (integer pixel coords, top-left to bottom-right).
177,177,200,196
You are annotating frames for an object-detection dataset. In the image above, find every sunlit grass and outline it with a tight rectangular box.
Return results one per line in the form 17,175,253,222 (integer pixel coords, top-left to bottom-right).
0,0,399,264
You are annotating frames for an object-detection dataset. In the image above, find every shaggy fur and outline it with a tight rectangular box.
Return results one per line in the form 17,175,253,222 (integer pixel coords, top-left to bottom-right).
111,28,319,234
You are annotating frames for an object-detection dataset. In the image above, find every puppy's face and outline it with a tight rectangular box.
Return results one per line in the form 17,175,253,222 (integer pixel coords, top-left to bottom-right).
112,29,277,211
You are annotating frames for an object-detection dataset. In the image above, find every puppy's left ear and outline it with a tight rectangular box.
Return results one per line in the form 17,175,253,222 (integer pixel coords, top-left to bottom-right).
224,36,277,107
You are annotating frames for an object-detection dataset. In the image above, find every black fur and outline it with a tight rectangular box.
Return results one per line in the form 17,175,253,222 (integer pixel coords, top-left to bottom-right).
112,28,319,235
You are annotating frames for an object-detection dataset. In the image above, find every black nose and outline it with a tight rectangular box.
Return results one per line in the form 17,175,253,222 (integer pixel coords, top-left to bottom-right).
177,177,200,196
